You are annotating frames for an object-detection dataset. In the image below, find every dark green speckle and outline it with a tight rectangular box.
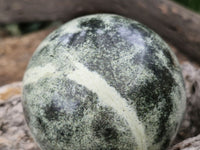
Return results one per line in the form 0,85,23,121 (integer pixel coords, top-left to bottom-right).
22,14,186,150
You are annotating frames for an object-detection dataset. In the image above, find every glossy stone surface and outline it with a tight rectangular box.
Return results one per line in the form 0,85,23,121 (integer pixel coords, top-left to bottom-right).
22,14,186,150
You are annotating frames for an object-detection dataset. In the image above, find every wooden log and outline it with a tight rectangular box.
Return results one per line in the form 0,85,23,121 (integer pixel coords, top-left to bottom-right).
173,62,200,144
170,134,200,150
0,28,54,86
0,0,200,63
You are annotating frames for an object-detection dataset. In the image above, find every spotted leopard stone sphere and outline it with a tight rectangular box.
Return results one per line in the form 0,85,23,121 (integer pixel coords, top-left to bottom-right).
22,14,186,150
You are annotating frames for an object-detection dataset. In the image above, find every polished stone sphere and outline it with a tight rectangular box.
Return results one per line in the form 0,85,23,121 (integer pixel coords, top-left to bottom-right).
22,14,186,150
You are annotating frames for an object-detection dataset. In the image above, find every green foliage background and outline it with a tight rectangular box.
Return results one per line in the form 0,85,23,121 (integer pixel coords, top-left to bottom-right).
173,0,200,13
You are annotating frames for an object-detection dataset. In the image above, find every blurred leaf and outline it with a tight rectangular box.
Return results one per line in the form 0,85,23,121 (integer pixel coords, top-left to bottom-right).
5,24,21,36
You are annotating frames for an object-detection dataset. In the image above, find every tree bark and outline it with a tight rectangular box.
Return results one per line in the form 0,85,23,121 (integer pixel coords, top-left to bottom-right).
0,28,54,86
0,0,200,63
170,134,200,150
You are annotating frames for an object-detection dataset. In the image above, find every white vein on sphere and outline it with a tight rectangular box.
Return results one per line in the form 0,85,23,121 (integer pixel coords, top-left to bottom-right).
23,53,147,150
68,60,147,150
23,63,56,85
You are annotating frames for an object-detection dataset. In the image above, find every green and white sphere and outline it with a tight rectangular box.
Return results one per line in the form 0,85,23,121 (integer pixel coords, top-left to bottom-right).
22,14,186,150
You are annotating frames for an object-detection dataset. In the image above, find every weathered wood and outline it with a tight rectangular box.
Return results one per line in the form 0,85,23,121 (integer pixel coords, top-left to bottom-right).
0,0,200,63
170,134,200,150
0,28,54,86
173,63,200,144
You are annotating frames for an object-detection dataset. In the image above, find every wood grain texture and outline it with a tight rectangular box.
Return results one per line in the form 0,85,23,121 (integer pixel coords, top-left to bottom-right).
170,134,200,150
0,28,54,86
